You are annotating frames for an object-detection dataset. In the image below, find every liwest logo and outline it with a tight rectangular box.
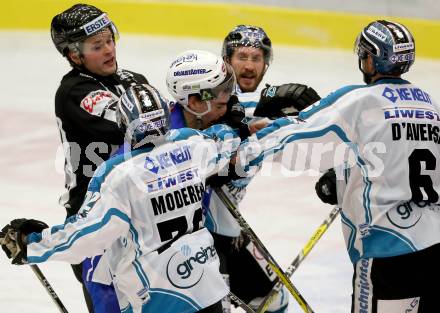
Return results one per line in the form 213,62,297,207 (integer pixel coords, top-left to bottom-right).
144,145,192,174
384,108,440,121
173,69,208,76
382,87,432,104
83,14,111,35
166,245,217,289
147,167,200,192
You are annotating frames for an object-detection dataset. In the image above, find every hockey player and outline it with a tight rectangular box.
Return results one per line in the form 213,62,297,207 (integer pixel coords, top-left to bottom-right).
242,20,439,313
0,84,240,313
197,25,320,312
166,50,236,131
222,25,321,121
65,49,241,313
51,4,148,311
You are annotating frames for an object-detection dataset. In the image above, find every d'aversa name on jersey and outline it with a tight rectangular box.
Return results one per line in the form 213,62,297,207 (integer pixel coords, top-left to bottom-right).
391,122,440,143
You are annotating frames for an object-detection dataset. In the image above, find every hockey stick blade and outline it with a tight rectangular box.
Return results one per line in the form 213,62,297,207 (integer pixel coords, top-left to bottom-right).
30,265,69,313
257,206,341,313
213,187,314,313
229,292,255,313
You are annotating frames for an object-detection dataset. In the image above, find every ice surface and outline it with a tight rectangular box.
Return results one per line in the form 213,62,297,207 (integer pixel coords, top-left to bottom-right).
0,31,439,312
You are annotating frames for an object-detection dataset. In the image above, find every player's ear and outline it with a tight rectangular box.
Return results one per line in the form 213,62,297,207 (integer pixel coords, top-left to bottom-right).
68,50,82,66
367,54,375,71
187,94,202,111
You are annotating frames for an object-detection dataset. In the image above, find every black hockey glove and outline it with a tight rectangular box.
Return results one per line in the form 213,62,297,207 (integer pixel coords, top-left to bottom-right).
315,169,338,205
0,219,48,265
206,164,241,188
219,95,251,140
254,83,321,118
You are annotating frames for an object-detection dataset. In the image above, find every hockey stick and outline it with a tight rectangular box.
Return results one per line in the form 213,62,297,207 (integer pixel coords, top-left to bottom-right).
30,265,69,313
213,187,314,313
229,291,255,313
257,206,341,313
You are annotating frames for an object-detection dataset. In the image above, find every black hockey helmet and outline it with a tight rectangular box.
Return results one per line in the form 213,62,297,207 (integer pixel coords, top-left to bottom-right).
51,4,119,56
222,25,273,65
116,84,170,147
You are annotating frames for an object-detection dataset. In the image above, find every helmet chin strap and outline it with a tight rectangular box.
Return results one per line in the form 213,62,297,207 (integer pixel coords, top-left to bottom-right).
195,116,203,130
182,100,212,130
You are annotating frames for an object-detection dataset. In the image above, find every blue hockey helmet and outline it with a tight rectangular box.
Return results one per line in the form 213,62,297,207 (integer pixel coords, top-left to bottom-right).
116,84,170,147
222,25,273,65
354,20,415,75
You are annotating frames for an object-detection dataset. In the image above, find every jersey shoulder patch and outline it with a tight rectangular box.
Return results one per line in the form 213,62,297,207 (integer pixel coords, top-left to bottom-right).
80,90,119,119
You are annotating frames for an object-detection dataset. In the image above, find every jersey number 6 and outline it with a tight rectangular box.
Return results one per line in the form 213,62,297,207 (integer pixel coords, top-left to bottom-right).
408,149,439,204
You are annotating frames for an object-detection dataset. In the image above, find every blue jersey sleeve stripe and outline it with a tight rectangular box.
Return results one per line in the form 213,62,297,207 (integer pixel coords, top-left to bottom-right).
360,166,373,224
299,78,410,121
247,124,351,170
248,124,373,229
129,226,143,258
121,305,132,313
202,124,239,141
203,188,217,232
299,85,365,120
133,259,150,288
340,212,360,263
168,128,204,142
240,101,257,109
346,144,373,225
27,208,130,263
254,118,294,141
89,148,148,193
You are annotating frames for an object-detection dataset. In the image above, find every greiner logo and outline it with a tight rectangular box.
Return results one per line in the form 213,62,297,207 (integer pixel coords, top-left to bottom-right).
166,245,217,289
386,201,422,229
174,69,208,76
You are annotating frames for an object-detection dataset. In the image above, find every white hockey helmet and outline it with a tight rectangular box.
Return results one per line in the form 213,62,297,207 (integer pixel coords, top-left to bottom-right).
166,50,236,112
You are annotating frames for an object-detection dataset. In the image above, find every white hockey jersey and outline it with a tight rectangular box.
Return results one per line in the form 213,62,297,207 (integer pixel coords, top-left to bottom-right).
204,85,264,237
26,125,240,313
241,78,440,263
